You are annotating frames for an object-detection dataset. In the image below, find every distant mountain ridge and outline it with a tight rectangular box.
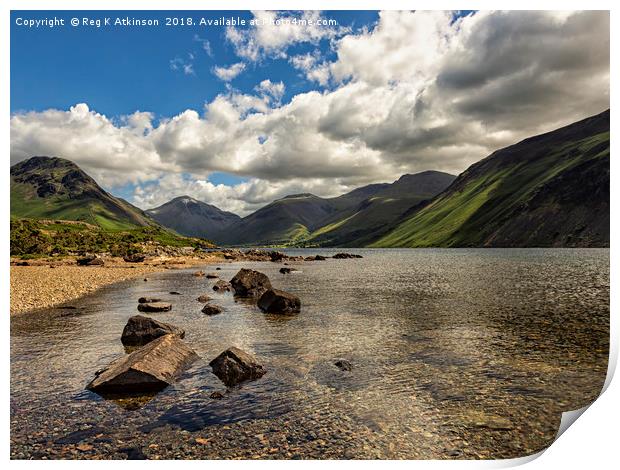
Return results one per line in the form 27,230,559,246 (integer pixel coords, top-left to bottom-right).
211,170,455,246
146,196,240,239
10,156,155,230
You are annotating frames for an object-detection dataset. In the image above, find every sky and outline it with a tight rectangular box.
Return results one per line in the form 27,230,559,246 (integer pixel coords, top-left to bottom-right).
10,10,610,215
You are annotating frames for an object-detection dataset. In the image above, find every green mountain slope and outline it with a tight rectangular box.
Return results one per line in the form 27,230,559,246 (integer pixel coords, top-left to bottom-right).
11,156,154,230
214,193,340,246
214,172,455,247
306,171,456,247
371,110,610,248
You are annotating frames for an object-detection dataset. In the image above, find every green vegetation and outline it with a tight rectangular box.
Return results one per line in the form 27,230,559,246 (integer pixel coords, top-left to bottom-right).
10,156,154,230
371,111,610,248
10,218,214,258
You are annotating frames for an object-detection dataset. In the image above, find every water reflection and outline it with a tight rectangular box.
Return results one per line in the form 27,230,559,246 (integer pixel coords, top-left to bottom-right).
11,248,609,459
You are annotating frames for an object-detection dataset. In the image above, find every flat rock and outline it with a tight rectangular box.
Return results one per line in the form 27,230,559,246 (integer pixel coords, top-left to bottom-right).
121,315,185,346
212,280,232,292
86,335,198,394
137,302,172,313
138,297,162,304
193,270,206,277
206,273,219,279
230,268,272,298
332,252,363,259
305,255,326,261
202,304,223,316
209,347,266,387
258,289,301,314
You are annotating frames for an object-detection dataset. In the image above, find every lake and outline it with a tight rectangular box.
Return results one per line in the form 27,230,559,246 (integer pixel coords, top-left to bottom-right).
10,248,610,459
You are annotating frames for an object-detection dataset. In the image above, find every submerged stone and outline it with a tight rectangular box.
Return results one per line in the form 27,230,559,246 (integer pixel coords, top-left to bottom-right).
137,302,172,313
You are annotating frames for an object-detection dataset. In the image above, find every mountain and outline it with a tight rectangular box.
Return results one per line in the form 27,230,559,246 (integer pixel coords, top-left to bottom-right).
11,156,154,230
213,171,455,246
214,193,341,246
306,171,456,247
371,109,610,248
146,196,240,239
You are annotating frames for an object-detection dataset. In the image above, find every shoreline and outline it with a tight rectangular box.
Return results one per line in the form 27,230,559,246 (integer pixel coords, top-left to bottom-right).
10,255,221,316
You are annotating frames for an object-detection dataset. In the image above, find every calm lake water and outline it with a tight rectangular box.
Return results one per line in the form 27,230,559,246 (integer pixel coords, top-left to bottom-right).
10,248,609,459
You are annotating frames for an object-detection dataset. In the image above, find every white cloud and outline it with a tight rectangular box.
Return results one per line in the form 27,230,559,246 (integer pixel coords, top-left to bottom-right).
226,10,346,61
11,11,609,216
255,79,285,103
193,34,213,56
170,55,195,75
289,52,331,85
212,62,246,81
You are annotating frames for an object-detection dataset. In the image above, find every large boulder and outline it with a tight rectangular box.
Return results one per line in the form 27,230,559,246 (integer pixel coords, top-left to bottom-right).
202,304,223,316
209,347,266,387
230,268,272,298
258,289,301,314
121,315,185,346
212,280,232,292
137,302,172,313
86,335,198,394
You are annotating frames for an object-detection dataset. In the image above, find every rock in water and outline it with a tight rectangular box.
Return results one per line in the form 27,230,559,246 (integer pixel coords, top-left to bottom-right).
258,289,301,314
305,255,326,261
137,302,172,313
202,304,223,316
332,253,363,259
279,267,298,274
196,294,212,303
121,315,185,346
193,270,206,277
212,280,232,292
206,273,219,279
209,347,266,387
230,268,272,298
86,335,198,394
138,297,162,304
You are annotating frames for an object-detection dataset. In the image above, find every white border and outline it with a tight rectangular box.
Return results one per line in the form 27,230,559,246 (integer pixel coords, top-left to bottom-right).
2,1,616,468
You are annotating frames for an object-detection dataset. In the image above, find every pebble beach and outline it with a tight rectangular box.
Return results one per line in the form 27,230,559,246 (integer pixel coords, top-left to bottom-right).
10,256,218,315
